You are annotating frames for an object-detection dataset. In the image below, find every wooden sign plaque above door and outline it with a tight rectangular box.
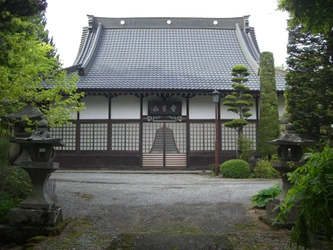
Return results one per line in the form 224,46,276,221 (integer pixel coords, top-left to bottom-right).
148,101,182,116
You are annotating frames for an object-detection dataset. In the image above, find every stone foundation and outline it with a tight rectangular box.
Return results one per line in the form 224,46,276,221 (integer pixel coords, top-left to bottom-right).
263,198,298,229
0,218,68,245
9,207,62,227
266,197,298,221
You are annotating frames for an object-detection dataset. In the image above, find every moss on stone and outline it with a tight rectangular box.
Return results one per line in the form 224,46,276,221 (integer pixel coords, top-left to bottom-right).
26,235,48,243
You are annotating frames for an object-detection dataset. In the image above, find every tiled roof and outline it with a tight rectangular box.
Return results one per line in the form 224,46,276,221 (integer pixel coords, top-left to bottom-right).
67,16,286,93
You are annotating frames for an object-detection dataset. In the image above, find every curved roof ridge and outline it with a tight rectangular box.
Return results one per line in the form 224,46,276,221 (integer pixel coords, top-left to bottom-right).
248,27,260,57
73,27,91,65
235,23,259,74
246,30,260,61
78,22,103,76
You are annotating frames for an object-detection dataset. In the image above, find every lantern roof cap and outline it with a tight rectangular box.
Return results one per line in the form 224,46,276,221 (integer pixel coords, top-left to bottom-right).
267,124,316,146
3,105,43,123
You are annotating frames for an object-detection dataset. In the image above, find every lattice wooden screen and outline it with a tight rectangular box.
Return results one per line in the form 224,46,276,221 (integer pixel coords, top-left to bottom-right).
166,123,186,153
142,122,186,154
80,123,108,150
221,123,256,150
190,123,215,151
111,123,139,151
142,123,163,153
49,124,76,150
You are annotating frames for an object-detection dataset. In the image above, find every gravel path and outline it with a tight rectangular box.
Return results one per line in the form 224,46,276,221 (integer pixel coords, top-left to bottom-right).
51,172,280,208
50,172,281,227
31,172,301,249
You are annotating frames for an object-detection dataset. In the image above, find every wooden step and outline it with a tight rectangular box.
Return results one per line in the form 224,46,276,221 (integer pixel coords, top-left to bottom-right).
142,153,187,167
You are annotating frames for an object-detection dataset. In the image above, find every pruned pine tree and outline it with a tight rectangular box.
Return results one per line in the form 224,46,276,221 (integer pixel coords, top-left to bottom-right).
223,65,253,157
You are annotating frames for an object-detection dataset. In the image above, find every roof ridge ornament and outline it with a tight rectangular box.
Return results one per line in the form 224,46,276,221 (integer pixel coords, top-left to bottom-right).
89,16,250,29
79,22,103,76
244,15,250,33
87,14,94,30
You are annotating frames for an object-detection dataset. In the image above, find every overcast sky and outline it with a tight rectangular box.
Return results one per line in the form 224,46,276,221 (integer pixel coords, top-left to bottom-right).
45,0,289,68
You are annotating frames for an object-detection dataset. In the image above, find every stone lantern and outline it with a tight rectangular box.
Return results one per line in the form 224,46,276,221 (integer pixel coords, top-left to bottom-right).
3,106,65,227
265,123,315,222
4,105,43,138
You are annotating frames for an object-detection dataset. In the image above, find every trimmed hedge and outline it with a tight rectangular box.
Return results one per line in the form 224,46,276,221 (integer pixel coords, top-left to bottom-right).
257,52,280,158
220,159,251,178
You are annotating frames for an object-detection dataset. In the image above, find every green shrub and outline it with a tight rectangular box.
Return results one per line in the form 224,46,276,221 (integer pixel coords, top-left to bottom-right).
209,163,219,176
220,159,251,178
251,184,281,208
0,191,16,223
0,165,32,223
0,138,10,166
276,147,333,249
253,160,280,179
0,165,32,201
0,136,32,223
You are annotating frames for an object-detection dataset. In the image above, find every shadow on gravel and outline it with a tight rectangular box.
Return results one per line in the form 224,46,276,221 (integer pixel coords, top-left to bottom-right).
27,204,299,250
88,202,251,236
110,233,233,250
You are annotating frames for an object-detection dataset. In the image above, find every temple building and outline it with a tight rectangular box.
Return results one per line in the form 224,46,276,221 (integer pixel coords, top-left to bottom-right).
51,15,286,169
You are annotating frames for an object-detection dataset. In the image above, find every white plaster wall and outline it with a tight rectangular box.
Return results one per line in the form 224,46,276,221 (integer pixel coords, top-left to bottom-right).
278,95,286,117
142,97,187,116
189,96,257,120
189,96,215,119
80,96,109,119
111,96,140,119
220,97,257,120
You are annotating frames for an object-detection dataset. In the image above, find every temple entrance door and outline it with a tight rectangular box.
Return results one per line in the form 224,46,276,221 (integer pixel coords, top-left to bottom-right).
142,122,187,168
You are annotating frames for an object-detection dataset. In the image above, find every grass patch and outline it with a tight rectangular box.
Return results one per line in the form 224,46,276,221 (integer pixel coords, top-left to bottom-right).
80,194,94,200
31,217,109,249
108,233,136,250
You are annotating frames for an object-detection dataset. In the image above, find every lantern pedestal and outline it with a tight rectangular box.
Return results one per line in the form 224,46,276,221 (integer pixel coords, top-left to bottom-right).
265,161,303,223
270,161,304,202
8,160,62,228
263,124,315,227
1,107,66,244
17,162,59,210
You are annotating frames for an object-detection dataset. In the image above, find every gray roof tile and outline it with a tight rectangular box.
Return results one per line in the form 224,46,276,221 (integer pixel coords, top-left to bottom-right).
69,17,286,93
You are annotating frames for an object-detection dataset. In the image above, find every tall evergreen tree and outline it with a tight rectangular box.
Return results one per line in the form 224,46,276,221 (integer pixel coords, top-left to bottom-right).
33,14,60,65
257,52,280,158
0,0,48,65
0,3,84,127
278,0,333,60
0,0,47,26
277,2,333,249
285,25,333,140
